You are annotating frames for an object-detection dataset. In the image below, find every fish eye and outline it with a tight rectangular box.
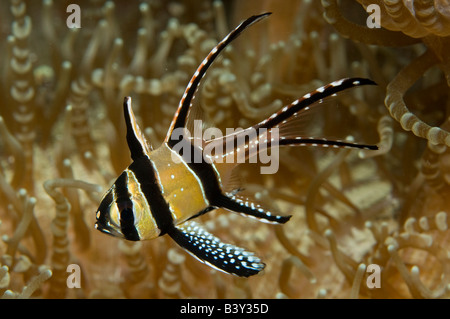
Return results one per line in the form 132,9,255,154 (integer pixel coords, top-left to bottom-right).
117,200,136,224
117,200,133,213
120,207,134,223
116,199,140,240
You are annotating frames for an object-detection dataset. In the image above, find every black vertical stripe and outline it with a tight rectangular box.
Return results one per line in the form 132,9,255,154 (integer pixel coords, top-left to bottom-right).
114,171,140,241
114,171,129,201
119,206,140,241
128,157,174,235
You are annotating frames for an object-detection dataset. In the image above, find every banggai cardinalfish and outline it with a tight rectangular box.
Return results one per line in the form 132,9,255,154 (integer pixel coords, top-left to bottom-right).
95,13,378,277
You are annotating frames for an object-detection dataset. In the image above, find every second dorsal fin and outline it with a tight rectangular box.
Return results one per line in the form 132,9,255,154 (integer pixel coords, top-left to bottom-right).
165,13,272,147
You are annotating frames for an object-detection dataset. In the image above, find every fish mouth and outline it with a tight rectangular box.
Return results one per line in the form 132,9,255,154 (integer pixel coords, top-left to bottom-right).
95,221,124,238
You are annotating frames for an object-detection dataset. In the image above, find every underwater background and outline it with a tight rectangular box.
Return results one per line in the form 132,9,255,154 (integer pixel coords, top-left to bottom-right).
0,0,449,298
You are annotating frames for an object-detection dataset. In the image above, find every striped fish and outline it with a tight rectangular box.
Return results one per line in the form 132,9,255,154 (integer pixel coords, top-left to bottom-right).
95,13,378,277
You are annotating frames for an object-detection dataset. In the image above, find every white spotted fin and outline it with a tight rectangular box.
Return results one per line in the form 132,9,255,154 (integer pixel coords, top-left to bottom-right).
217,193,291,224
168,221,265,277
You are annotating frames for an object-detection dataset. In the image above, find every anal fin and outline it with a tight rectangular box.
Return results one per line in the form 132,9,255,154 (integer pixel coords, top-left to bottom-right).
167,221,265,277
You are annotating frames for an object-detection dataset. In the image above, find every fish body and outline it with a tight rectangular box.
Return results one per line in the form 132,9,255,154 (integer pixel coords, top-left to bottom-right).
95,13,378,277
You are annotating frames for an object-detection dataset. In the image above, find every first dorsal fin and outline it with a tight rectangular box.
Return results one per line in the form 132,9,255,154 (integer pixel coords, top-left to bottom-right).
165,13,272,147
123,97,152,160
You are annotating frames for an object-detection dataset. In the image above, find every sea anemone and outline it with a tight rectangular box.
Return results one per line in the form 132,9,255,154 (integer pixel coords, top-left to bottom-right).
0,0,448,298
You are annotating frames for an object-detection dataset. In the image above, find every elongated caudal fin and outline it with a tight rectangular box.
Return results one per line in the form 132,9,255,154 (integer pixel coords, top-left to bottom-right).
253,78,376,131
165,13,272,147
168,221,265,277
204,77,378,164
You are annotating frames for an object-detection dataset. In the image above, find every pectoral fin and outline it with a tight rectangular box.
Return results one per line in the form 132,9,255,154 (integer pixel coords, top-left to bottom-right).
215,194,291,224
